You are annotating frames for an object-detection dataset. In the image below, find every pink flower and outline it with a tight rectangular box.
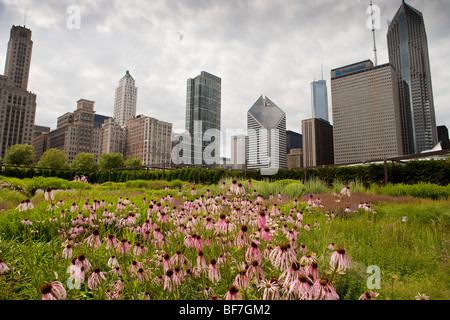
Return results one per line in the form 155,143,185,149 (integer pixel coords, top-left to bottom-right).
341,186,351,197
246,260,265,280
163,269,181,292
312,276,339,300
281,261,303,287
258,278,280,300
0,258,9,274
225,285,242,300
75,254,92,273
117,239,131,254
234,268,250,290
359,291,379,300
221,182,226,189
330,246,351,272
107,255,119,269
328,242,335,250
105,234,118,250
84,229,101,249
305,261,320,281
44,187,55,201
62,244,73,259
248,180,252,190
136,267,150,284
197,251,207,271
208,259,221,283
245,242,262,264
236,225,250,249
269,243,296,270
171,250,187,266
88,267,106,290
40,281,66,300
288,274,313,300
258,211,267,228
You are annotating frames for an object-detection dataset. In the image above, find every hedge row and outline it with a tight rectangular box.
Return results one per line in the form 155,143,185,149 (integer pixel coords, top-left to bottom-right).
1,158,448,186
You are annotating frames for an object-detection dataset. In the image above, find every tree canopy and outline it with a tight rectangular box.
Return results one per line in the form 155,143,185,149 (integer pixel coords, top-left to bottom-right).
4,144,35,166
98,153,125,170
37,148,68,170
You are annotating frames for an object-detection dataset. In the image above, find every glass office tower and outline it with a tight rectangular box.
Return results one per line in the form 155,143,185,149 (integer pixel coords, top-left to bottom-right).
185,71,221,166
387,1,437,154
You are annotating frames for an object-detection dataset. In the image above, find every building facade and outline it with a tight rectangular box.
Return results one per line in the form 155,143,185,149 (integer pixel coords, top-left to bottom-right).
387,1,437,154
286,130,302,154
185,71,221,166
48,99,102,163
126,115,172,166
287,148,303,169
302,118,333,167
331,60,404,165
0,26,37,158
114,70,137,127
230,134,247,170
101,118,127,155
247,95,287,171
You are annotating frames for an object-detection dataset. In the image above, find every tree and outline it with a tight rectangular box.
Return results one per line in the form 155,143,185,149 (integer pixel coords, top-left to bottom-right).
37,148,68,170
98,153,125,170
70,152,98,172
5,144,35,166
125,156,142,168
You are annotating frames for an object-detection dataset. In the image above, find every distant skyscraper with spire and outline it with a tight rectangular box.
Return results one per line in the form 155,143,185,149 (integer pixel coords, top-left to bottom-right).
387,0,437,154
0,25,37,158
114,70,137,126
311,68,329,122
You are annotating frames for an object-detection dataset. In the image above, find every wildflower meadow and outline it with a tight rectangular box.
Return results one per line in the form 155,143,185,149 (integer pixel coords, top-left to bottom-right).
0,175,448,302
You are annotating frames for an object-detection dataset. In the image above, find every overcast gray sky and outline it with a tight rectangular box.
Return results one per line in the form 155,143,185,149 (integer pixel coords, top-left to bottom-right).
1,0,449,155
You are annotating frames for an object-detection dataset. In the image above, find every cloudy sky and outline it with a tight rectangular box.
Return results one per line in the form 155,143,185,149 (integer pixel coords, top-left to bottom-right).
0,0,449,154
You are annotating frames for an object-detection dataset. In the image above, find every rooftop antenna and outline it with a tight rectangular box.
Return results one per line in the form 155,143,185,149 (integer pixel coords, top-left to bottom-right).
23,5,27,27
370,0,378,66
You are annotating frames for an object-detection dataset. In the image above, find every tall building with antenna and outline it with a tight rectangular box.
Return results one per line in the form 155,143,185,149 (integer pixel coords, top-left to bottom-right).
310,68,329,122
0,25,37,158
387,0,438,154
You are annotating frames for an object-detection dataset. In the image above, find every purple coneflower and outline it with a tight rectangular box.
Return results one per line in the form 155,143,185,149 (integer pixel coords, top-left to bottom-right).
269,243,296,270
246,260,265,280
415,293,430,300
84,229,101,249
88,267,106,290
225,285,242,300
330,246,351,271
75,254,92,273
208,259,221,283
234,268,250,290
359,290,379,300
62,244,73,259
117,238,131,254
163,269,181,292
288,274,312,300
44,187,55,201
245,241,262,264
197,250,207,271
105,234,118,250
312,276,339,300
0,258,9,274
107,255,119,268
258,278,280,300
40,281,66,300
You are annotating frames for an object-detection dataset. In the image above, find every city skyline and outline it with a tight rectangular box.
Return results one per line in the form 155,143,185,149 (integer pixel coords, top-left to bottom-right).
0,0,449,149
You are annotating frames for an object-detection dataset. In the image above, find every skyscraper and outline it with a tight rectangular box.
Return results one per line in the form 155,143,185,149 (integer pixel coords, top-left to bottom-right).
387,1,438,154
114,70,137,126
302,118,333,167
330,60,404,164
311,79,329,122
247,95,287,172
0,25,37,158
185,71,221,166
